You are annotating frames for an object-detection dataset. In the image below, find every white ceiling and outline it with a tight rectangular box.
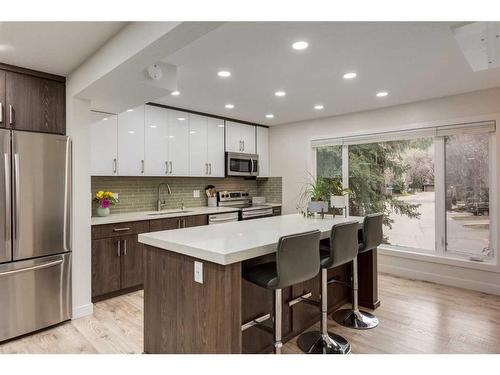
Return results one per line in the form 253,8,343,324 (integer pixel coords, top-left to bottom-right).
154,22,500,126
0,22,127,76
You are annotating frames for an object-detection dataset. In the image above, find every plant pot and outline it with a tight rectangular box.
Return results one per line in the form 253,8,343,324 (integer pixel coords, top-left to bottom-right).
97,207,110,217
308,200,328,214
330,195,346,209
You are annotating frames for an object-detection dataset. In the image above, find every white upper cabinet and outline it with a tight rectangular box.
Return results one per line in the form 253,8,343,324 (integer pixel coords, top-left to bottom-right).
256,126,269,177
167,110,190,176
144,105,168,176
189,114,208,176
117,105,145,176
206,117,225,177
90,114,118,176
225,121,256,154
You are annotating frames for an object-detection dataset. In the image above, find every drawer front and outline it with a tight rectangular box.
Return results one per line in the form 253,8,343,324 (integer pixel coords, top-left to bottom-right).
92,220,150,240
149,217,182,232
272,207,282,216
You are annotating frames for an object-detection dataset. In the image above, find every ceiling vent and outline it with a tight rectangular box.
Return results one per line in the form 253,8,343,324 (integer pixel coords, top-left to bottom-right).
452,22,500,72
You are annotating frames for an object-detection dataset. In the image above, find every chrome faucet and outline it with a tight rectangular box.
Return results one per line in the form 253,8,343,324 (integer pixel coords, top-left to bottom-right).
157,183,172,211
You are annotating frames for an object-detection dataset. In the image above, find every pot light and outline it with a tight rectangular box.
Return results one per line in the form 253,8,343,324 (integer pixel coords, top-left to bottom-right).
169,135,175,139
190,130,196,134
177,117,186,121
171,91,180,96
275,91,286,97
376,91,389,97
265,114,274,119
128,131,135,134
292,41,308,50
218,71,231,78
150,125,157,128
314,105,324,110
343,72,357,80
218,124,225,128
103,118,108,121
126,109,133,112
225,104,234,109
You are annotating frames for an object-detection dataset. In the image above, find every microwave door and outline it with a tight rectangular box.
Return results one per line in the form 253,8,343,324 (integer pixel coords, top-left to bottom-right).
0,130,11,263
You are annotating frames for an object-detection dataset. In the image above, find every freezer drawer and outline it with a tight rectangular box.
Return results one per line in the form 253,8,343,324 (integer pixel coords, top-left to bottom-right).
0,253,71,342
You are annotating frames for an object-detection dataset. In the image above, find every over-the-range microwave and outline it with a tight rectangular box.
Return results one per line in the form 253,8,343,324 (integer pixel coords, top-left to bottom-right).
225,152,259,177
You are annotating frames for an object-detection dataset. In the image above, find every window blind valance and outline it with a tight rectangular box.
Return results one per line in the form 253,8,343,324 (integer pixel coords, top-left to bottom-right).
311,121,496,148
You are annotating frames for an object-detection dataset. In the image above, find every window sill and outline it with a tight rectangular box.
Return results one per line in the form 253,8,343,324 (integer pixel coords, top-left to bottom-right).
378,245,500,273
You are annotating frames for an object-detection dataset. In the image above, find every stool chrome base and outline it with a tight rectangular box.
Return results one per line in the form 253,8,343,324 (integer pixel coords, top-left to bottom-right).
297,331,351,354
332,309,379,330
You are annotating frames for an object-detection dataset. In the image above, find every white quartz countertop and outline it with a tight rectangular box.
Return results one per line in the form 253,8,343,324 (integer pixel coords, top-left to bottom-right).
138,214,363,265
91,206,240,225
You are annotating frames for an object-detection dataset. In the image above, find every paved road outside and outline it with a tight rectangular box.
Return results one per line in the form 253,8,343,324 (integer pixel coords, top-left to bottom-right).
385,192,490,256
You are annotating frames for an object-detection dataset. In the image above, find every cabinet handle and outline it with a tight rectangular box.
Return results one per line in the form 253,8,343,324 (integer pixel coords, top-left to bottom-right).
177,219,181,229
117,240,121,257
242,140,245,151
0,102,3,123
169,161,173,174
205,163,208,175
123,239,127,256
182,219,186,228
209,163,212,175
141,160,144,174
165,161,168,174
113,158,117,174
9,105,14,126
113,227,131,232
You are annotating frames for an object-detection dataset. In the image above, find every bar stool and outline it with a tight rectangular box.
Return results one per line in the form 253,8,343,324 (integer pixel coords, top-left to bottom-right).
297,221,360,354
242,230,321,354
332,213,383,329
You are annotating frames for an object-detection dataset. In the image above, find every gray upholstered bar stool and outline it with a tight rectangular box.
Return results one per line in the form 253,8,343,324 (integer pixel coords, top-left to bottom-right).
242,230,321,354
332,213,383,329
297,221,360,354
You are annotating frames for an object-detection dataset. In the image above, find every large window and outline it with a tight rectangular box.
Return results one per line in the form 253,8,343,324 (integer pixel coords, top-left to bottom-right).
315,122,495,262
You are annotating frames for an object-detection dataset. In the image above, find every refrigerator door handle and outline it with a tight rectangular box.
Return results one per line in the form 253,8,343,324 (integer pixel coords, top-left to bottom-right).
4,153,11,250
63,138,71,252
0,258,63,277
13,153,20,253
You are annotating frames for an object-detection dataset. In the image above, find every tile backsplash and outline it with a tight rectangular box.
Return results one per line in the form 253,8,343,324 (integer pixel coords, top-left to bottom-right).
91,176,282,215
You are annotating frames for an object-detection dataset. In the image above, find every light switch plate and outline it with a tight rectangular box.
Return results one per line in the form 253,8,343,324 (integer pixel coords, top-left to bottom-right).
193,190,200,198
194,261,203,284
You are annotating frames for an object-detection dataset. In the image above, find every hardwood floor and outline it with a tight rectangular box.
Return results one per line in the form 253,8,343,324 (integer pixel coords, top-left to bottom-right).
1,274,500,354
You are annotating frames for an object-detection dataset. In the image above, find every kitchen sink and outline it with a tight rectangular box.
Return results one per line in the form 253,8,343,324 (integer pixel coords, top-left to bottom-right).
148,210,193,216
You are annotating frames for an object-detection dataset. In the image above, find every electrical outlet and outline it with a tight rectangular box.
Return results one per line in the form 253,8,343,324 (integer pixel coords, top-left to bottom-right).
194,261,203,284
193,190,200,198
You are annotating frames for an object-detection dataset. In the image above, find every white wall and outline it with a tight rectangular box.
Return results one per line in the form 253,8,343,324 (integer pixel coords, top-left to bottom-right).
269,87,500,295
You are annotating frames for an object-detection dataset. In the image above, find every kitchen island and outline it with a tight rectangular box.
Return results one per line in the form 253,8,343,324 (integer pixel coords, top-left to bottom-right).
138,214,380,354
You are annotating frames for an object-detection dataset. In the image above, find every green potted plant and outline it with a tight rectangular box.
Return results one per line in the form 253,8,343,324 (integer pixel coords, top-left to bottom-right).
304,175,330,215
93,190,118,217
327,179,351,210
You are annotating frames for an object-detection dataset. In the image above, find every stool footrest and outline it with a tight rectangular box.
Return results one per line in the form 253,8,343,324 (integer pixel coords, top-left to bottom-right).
288,291,320,307
327,276,352,288
241,313,272,332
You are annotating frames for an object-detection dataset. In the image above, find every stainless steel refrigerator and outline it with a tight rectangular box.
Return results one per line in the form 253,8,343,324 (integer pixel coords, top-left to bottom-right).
0,130,71,342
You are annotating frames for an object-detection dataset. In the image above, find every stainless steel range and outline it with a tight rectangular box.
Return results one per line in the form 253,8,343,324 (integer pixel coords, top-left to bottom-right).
217,190,273,220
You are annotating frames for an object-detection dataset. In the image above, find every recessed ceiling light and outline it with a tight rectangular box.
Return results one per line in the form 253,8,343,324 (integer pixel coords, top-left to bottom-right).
171,91,180,96
218,71,231,78
128,131,135,134
126,109,133,112
169,135,175,139
0,44,13,52
275,91,286,97
190,130,196,134
103,118,108,121
314,105,324,110
177,117,186,121
225,104,234,109
343,72,357,80
376,91,389,97
150,125,157,128
218,124,225,128
265,114,274,119
292,41,308,50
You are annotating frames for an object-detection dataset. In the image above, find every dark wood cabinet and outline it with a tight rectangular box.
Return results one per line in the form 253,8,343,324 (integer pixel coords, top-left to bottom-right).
149,214,208,231
91,238,121,297
184,214,208,227
120,234,144,289
5,71,65,134
0,70,5,128
272,206,281,216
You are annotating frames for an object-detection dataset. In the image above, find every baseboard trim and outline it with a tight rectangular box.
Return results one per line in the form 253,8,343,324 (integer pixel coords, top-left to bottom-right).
379,263,500,296
72,303,94,319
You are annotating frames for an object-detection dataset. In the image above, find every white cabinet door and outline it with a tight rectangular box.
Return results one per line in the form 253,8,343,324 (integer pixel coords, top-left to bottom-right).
145,105,169,176
256,126,269,177
90,114,117,176
117,105,145,176
207,117,225,177
240,124,256,154
167,110,189,176
189,114,208,177
225,120,243,153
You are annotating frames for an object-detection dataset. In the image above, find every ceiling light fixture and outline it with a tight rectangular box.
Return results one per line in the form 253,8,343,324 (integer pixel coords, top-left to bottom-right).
171,91,180,96
126,109,133,112
376,91,389,97
103,118,108,121
275,91,286,97
177,117,186,121
314,105,324,110
218,71,231,78
265,114,274,119
218,124,225,128
292,41,308,50
128,131,135,134
225,104,234,109
343,72,357,79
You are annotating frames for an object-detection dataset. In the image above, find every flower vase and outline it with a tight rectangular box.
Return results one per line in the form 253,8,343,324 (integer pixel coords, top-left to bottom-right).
97,207,110,217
